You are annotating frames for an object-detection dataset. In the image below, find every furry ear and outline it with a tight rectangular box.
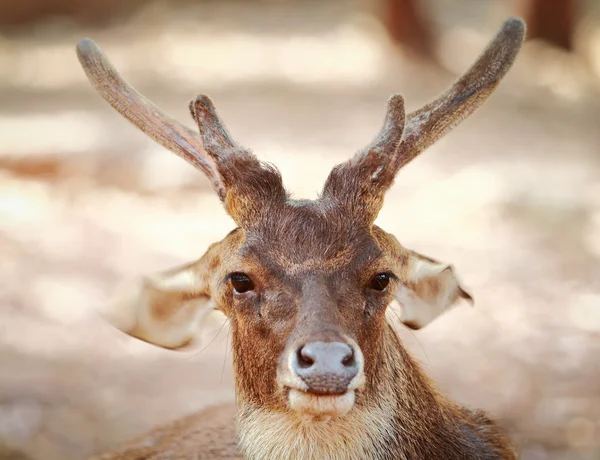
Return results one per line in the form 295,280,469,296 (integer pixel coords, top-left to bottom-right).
395,251,473,329
104,262,215,349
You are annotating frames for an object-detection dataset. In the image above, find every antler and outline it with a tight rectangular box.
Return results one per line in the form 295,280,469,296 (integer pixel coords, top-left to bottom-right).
76,39,286,225
77,39,238,199
322,18,526,222
398,17,526,167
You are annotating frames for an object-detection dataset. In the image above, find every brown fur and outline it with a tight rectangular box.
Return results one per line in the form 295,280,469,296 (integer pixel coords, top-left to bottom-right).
93,404,240,460
78,18,526,460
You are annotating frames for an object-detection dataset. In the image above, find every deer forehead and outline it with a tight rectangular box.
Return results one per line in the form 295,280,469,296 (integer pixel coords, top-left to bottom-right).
225,203,388,277
236,238,386,281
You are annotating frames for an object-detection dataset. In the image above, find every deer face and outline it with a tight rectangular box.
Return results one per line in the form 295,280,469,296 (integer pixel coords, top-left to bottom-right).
213,207,396,417
77,18,524,419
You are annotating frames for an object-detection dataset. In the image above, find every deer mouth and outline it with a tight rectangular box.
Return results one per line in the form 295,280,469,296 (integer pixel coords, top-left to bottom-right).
287,388,356,418
279,372,362,417
279,366,365,417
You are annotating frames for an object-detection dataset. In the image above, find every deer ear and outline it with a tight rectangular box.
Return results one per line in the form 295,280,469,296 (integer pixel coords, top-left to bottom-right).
104,262,215,350
395,251,473,330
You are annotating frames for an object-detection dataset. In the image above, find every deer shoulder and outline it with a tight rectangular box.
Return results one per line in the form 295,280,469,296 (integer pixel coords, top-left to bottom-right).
78,18,526,460
92,403,239,460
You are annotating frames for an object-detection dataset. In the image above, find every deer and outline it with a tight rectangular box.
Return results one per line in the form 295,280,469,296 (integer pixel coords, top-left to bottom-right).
78,18,526,460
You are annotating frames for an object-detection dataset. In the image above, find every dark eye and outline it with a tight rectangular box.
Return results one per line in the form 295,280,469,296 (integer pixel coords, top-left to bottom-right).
370,273,391,292
229,273,255,294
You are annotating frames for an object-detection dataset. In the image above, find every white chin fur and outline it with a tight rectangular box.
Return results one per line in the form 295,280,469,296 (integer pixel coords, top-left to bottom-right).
288,389,355,417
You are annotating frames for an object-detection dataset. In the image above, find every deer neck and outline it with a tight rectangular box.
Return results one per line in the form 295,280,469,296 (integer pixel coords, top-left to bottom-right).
234,324,483,460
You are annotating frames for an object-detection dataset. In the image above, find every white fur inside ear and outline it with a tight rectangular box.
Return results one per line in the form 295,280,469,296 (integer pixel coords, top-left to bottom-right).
133,294,215,349
101,279,145,334
410,259,450,281
102,270,216,350
395,257,467,329
147,269,197,292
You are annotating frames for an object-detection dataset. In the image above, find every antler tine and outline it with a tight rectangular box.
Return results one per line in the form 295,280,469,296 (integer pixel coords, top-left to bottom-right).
396,17,526,169
76,39,231,199
359,95,406,169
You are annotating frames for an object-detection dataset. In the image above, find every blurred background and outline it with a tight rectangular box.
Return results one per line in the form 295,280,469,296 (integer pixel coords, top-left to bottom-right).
0,0,599,459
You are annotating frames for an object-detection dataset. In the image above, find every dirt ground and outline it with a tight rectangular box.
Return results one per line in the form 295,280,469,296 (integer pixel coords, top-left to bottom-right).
1,1,599,459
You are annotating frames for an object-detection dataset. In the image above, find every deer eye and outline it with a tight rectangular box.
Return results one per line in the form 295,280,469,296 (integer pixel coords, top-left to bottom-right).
229,273,255,294
370,273,392,292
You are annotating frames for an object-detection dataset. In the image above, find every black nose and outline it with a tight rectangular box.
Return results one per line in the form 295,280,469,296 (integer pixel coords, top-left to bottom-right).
292,342,359,395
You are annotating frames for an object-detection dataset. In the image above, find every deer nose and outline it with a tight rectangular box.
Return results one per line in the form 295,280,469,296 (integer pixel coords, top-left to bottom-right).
292,342,359,395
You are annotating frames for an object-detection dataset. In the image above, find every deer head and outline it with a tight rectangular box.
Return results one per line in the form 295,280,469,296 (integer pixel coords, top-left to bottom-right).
77,17,524,443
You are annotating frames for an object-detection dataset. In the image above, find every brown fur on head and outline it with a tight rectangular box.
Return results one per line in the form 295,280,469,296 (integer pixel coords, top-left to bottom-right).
78,18,525,459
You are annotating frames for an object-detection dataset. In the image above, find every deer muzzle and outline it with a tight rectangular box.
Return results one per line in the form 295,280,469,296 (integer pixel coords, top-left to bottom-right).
279,338,365,417
292,342,358,394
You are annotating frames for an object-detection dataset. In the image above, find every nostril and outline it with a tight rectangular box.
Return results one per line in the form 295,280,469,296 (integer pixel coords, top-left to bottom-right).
341,349,355,368
296,345,315,368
